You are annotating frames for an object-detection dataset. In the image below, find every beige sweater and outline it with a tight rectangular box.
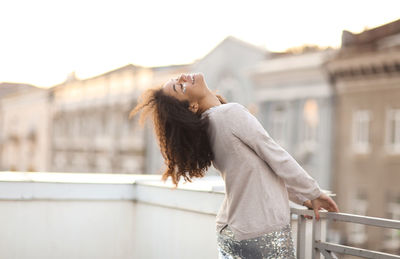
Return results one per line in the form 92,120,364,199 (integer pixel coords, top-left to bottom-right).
201,102,322,241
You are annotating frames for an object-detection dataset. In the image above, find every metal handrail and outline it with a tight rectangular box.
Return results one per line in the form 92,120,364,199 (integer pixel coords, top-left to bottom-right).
290,207,400,259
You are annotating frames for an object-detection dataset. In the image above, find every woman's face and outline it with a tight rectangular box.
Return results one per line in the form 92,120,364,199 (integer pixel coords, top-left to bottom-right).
162,73,208,103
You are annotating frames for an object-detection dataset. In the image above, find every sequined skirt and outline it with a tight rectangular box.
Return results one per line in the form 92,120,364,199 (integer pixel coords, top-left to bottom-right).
216,224,296,259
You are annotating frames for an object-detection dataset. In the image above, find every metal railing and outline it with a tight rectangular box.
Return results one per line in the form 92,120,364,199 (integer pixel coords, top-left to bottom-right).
291,208,400,259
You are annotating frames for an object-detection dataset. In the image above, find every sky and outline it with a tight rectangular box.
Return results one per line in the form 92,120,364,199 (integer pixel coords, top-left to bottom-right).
1,0,399,88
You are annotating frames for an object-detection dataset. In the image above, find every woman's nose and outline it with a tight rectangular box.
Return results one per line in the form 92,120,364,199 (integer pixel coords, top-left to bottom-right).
178,74,188,82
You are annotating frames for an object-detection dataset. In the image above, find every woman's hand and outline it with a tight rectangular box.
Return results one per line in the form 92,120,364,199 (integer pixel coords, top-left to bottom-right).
302,193,339,220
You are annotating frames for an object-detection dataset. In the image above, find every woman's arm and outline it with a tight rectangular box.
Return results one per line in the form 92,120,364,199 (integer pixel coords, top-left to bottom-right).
229,103,322,201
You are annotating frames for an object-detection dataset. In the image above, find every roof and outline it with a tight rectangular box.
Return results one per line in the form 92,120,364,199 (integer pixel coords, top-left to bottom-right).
342,18,400,47
251,49,336,75
49,64,139,90
0,82,42,98
196,36,268,63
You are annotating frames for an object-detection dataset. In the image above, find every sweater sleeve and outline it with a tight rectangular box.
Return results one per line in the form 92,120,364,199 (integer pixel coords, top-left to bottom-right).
229,103,322,201
286,184,309,205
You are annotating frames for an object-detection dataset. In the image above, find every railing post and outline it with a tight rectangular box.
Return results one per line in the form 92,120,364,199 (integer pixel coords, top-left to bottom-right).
312,217,322,259
297,214,307,259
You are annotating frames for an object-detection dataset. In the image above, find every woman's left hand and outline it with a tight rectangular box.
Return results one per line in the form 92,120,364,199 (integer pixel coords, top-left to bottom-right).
302,194,339,220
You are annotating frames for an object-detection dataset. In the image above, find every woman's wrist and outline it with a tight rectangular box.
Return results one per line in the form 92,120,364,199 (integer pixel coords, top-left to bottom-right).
302,200,313,209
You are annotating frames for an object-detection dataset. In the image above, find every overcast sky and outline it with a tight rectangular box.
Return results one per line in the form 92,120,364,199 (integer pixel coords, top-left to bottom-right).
1,0,399,87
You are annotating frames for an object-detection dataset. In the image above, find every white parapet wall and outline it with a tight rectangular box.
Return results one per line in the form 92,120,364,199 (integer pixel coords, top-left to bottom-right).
0,172,227,259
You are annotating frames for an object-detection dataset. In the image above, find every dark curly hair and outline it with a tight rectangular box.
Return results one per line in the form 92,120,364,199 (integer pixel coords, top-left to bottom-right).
128,86,227,188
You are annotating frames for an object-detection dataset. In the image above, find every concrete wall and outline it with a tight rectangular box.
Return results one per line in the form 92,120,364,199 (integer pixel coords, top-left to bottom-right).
0,88,50,172
0,172,224,259
0,200,220,259
0,200,136,259
132,202,217,259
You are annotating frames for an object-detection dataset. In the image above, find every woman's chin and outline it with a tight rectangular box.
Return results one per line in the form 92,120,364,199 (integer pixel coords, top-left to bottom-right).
192,72,203,80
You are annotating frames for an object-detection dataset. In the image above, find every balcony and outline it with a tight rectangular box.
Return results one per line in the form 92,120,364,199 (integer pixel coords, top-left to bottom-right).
0,172,399,259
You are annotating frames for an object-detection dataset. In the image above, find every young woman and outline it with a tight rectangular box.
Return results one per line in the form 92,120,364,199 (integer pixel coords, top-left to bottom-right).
129,72,339,259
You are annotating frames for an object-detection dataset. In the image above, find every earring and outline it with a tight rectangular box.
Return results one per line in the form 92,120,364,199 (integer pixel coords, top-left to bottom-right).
182,83,187,93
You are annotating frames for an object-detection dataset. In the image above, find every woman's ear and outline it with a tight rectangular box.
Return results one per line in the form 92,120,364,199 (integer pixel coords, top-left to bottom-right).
188,102,199,113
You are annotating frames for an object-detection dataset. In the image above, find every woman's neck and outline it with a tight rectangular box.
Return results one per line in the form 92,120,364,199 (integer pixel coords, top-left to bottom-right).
199,92,222,113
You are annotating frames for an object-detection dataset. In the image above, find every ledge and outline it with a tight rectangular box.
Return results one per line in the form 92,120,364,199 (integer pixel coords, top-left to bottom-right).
0,172,225,214
0,171,159,184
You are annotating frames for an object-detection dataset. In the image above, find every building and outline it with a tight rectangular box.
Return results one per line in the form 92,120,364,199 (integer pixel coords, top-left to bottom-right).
49,65,147,174
0,83,50,172
327,19,400,252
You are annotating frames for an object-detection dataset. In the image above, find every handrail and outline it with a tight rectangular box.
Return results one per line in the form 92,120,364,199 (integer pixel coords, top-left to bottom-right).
291,207,400,229
290,207,400,259
316,241,399,259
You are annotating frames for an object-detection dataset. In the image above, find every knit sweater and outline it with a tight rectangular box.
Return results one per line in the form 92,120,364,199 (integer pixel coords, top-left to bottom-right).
200,102,322,241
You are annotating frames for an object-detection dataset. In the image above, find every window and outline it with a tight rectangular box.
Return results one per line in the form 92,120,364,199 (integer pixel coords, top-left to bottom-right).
383,193,400,250
224,89,233,103
72,116,80,137
385,108,400,154
302,99,319,150
270,104,288,147
101,112,108,135
348,189,368,245
352,110,371,153
218,76,239,103
79,114,86,136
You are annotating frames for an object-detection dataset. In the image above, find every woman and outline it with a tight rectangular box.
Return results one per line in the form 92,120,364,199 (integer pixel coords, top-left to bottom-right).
129,72,339,259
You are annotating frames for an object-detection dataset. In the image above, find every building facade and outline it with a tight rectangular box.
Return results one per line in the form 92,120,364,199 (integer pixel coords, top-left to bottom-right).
49,65,146,174
327,19,400,252
0,84,50,172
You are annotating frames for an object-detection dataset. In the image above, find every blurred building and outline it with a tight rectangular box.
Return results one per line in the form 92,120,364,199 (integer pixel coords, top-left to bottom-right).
49,65,146,174
249,49,337,191
327,18,400,252
0,83,50,171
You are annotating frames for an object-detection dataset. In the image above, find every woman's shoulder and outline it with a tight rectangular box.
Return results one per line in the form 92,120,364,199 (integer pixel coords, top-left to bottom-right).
225,102,243,107
223,102,249,115
213,102,248,116
201,102,250,122
201,102,237,117
219,102,246,112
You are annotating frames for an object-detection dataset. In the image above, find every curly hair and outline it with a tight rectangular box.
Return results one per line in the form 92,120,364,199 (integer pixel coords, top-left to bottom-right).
128,86,227,188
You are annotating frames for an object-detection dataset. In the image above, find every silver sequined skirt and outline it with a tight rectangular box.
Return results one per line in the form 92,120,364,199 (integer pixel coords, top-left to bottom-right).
217,224,296,259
